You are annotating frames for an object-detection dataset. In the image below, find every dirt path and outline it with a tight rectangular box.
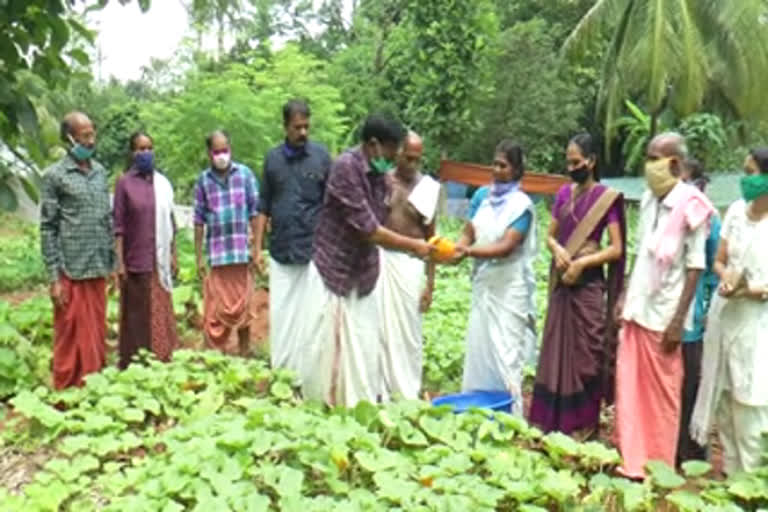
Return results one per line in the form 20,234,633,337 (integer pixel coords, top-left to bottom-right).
0,287,46,306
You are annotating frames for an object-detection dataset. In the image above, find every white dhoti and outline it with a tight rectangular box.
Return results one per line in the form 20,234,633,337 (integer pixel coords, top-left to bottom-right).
269,259,310,380
299,262,381,407
377,249,425,401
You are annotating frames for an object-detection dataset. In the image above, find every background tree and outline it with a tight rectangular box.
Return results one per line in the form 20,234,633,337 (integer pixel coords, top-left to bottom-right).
564,1,768,147
0,0,150,211
458,19,586,173
141,45,348,199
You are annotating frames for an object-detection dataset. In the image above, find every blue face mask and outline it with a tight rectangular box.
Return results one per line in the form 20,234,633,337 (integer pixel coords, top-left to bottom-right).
134,151,155,173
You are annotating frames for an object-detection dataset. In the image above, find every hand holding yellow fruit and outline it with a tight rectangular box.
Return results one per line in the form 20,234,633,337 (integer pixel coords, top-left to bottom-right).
428,236,456,262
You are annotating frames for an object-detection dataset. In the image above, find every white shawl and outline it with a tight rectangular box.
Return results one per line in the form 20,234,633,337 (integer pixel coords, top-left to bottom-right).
154,172,175,292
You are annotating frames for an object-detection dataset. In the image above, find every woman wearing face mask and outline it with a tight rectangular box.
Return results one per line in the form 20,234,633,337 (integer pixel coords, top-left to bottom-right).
452,140,537,415
529,133,626,440
113,132,179,369
691,148,768,475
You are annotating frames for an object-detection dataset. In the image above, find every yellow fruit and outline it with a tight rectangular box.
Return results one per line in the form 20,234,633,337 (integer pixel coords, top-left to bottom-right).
428,236,455,262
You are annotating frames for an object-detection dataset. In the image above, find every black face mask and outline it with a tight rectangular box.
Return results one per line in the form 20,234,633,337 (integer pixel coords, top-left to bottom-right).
569,166,590,184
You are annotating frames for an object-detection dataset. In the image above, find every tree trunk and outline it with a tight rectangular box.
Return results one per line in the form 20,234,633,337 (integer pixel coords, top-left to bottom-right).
649,112,659,140
217,12,225,60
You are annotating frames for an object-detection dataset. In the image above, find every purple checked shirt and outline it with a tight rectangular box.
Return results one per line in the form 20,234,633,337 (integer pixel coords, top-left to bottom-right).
193,163,259,267
312,148,388,297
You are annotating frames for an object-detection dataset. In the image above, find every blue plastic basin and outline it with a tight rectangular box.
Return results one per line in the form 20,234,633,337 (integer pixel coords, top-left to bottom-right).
431,390,514,414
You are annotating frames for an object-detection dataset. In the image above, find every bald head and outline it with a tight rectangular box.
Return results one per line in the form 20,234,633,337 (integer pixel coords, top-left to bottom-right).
403,131,423,152
397,131,424,179
60,111,94,145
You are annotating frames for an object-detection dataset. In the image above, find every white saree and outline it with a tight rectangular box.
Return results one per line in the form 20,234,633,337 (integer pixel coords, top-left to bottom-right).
461,188,537,415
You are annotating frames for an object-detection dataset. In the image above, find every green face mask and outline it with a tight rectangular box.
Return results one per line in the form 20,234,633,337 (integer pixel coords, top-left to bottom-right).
740,173,768,201
68,135,95,162
369,157,394,174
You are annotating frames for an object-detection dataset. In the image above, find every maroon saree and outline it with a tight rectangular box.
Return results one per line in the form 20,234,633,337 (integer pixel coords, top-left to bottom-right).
528,184,626,435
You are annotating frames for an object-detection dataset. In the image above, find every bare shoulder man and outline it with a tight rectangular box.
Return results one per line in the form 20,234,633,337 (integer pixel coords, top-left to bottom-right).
378,131,440,400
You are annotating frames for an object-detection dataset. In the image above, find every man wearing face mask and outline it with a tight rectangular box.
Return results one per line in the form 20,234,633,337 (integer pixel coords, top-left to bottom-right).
40,111,115,390
194,130,260,357
615,133,715,479
299,115,435,407
254,100,331,378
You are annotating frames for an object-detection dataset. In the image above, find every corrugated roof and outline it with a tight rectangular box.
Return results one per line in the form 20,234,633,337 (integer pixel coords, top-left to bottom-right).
601,174,742,209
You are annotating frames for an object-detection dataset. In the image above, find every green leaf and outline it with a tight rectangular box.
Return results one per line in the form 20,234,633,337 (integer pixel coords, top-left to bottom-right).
0,182,19,212
69,49,90,66
275,466,304,498
373,471,419,504
665,490,705,511
19,176,39,204
681,460,711,478
270,381,293,400
120,407,145,423
727,475,768,501
646,460,685,489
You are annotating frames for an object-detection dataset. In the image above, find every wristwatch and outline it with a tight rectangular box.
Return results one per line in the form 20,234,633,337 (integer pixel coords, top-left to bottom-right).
761,289,768,302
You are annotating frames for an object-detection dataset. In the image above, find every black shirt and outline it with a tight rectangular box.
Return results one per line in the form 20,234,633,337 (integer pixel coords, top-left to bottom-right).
258,141,332,264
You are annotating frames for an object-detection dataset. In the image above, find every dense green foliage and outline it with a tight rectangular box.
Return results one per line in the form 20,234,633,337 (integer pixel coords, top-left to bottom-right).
2,202,767,511
0,216,47,293
5,0,768,213
564,0,768,149
3,2,768,507
3,350,768,510
142,45,348,198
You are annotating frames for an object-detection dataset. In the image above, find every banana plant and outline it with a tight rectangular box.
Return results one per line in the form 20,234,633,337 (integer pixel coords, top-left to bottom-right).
612,99,671,175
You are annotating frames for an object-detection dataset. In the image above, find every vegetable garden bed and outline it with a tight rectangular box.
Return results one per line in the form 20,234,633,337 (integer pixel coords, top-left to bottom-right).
1,211,766,511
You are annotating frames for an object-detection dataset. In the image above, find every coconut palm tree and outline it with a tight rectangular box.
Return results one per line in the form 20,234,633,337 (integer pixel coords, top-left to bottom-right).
564,1,768,142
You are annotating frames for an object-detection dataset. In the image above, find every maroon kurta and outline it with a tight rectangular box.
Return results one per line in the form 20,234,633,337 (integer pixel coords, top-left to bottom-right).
114,169,178,368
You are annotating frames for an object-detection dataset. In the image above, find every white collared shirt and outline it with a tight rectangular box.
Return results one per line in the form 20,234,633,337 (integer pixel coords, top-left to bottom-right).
622,182,707,332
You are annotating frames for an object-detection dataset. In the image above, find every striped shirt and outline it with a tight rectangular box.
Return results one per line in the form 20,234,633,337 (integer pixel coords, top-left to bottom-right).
193,163,259,267
39,155,115,282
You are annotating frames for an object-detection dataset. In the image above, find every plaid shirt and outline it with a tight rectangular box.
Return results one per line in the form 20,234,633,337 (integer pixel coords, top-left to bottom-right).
313,148,388,297
40,155,115,283
193,163,259,267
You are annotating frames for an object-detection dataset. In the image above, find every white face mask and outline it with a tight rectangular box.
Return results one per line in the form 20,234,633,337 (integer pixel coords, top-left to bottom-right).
212,151,231,170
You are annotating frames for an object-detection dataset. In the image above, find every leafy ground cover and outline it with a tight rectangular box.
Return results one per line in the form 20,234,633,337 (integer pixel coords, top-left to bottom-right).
2,350,767,511
2,204,768,511
0,215,47,294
